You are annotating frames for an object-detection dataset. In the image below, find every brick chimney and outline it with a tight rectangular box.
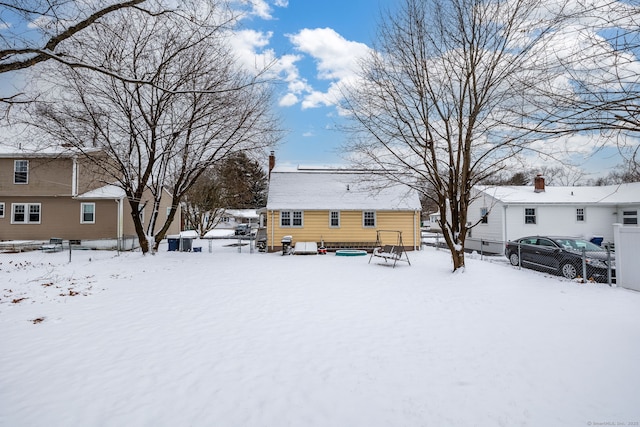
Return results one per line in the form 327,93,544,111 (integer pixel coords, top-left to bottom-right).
534,173,545,193
268,151,275,179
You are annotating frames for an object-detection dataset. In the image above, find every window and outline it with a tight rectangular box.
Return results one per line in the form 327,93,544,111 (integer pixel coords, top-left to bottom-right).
166,207,172,218
12,203,41,224
363,211,376,228
81,203,95,224
280,211,303,227
576,208,585,222
14,160,28,184
329,211,340,228
524,208,536,224
138,207,145,226
0,202,4,218
623,210,638,225
280,211,290,226
480,207,489,224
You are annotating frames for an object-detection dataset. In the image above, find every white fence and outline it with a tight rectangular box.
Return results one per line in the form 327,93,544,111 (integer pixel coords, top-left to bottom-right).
613,224,640,292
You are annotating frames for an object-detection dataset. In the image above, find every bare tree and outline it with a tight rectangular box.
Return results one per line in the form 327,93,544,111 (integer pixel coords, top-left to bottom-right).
341,0,569,271
525,1,640,172
29,1,279,253
183,168,227,238
0,0,156,106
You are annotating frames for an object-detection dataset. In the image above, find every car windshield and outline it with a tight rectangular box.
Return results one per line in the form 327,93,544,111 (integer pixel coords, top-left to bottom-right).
554,238,604,252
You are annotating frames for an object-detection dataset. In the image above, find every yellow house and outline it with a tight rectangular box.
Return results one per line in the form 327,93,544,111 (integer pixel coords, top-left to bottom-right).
265,166,422,252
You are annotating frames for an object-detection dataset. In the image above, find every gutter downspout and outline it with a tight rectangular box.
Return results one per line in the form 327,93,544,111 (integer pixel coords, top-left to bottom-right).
71,156,78,196
503,204,508,252
414,210,418,251
116,198,124,251
270,210,274,251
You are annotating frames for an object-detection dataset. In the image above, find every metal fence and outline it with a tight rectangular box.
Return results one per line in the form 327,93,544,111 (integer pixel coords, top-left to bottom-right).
505,239,615,286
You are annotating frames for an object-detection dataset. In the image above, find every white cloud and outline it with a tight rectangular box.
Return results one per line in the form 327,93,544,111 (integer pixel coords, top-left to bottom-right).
302,131,314,137
237,0,288,20
288,28,371,81
285,28,372,109
278,93,298,107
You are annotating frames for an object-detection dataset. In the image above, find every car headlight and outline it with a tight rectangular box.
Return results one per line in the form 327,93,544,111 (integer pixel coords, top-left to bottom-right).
585,258,607,269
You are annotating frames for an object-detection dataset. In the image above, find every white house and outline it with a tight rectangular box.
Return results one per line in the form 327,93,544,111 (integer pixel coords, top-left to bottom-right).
466,176,640,253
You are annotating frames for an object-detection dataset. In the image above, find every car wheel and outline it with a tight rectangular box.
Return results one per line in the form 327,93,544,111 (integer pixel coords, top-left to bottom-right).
509,252,520,266
561,262,578,279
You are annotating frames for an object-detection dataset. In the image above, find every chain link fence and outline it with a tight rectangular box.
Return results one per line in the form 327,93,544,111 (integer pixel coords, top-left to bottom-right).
505,237,615,285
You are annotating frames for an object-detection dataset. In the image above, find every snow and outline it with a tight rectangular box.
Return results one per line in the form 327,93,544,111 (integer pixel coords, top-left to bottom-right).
1,241,639,426
267,168,421,211
476,182,640,205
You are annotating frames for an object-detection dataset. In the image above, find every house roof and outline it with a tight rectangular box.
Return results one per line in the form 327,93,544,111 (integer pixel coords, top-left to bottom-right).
266,167,421,211
0,146,104,159
75,184,125,200
476,182,640,206
223,209,259,219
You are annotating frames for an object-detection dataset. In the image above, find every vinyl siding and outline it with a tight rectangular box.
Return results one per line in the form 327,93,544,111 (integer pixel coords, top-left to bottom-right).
0,157,73,196
267,209,419,251
0,197,118,240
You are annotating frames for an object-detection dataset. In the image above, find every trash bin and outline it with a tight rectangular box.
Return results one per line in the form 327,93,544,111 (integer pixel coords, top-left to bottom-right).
281,235,292,255
167,236,179,251
590,236,604,246
180,237,193,252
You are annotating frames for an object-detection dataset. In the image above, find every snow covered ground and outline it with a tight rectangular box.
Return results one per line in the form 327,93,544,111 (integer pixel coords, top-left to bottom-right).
1,239,638,426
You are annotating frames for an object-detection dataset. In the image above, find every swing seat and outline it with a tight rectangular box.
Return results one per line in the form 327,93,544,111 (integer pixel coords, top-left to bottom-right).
373,245,402,260
368,230,411,268
371,245,410,268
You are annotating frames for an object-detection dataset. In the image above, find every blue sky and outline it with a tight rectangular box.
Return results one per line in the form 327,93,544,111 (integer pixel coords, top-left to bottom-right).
0,0,634,177
233,0,396,166
232,0,635,177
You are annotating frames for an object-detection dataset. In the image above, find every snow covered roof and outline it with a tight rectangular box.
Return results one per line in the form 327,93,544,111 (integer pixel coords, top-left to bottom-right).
266,167,421,211
75,184,125,200
223,209,259,219
476,182,640,205
0,146,104,158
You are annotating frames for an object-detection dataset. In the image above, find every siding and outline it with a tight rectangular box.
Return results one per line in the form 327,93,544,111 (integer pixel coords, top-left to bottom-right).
267,209,419,251
0,157,73,196
0,197,118,240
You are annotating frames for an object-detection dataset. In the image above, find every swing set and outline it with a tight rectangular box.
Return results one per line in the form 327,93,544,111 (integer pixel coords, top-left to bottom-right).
368,230,411,268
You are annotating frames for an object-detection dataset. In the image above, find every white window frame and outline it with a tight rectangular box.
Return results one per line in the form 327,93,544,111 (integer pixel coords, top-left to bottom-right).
329,210,340,228
280,210,303,228
524,208,536,224
11,203,41,224
363,211,376,228
14,160,29,184
623,210,638,225
480,207,489,224
280,211,291,227
576,208,585,222
0,202,4,218
81,202,96,224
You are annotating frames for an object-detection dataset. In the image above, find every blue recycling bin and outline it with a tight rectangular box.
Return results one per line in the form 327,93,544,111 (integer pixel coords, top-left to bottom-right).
167,237,179,251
